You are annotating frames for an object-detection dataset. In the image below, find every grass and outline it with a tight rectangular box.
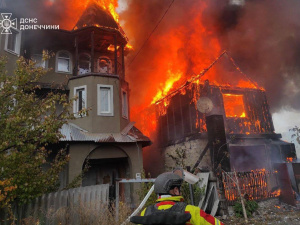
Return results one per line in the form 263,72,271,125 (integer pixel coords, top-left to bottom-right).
20,201,134,225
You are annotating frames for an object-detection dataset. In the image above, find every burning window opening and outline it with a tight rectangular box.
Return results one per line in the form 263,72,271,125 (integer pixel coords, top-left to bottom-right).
222,93,246,118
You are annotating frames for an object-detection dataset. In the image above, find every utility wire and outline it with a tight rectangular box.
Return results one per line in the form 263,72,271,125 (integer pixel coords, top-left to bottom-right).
128,0,175,68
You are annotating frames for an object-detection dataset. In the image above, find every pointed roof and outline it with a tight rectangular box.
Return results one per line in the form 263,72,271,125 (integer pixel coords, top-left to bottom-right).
198,52,259,89
73,1,127,41
74,1,118,30
155,52,261,104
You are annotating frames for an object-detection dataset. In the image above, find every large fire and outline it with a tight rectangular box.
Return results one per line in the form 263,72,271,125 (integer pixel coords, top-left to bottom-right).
45,0,119,30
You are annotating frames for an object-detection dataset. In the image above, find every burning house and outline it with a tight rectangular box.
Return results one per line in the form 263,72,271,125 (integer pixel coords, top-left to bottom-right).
149,52,300,205
0,1,150,198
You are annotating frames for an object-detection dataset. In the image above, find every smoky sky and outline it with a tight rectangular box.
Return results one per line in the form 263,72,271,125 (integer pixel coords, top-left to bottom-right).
6,0,300,113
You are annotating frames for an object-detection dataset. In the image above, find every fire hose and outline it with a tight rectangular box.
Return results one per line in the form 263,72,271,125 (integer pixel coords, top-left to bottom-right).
121,169,199,225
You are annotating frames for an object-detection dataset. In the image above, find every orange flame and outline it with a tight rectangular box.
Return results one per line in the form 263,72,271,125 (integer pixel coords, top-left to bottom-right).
151,70,182,105
47,0,119,30
222,94,246,118
286,157,293,163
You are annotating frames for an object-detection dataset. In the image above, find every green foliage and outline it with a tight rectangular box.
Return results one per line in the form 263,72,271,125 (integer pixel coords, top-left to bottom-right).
136,170,157,208
0,56,74,206
233,200,258,218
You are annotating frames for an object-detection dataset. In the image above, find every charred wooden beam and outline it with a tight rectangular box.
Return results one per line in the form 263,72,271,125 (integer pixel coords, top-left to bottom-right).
114,34,118,75
91,31,95,73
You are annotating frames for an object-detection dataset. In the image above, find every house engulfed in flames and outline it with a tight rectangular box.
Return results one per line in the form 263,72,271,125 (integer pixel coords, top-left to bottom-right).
150,52,300,205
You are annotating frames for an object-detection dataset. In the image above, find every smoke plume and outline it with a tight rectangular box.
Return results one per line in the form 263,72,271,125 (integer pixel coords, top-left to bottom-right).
7,0,300,113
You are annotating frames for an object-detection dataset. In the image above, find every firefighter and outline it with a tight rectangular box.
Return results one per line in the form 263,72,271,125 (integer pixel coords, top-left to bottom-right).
130,172,224,225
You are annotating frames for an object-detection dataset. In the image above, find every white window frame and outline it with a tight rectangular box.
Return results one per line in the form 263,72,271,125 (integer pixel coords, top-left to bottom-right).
97,84,114,116
121,89,128,119
73,85,87,117
55,50,72,74
4,28,22,56
32,54,48,69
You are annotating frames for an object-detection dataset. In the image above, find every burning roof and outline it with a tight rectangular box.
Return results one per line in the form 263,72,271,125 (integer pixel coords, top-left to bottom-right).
73,1,127,41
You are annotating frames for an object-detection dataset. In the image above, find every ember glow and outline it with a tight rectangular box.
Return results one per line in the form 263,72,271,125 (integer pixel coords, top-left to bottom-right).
222,94,246,118
286,157,293,163
222,169,281,203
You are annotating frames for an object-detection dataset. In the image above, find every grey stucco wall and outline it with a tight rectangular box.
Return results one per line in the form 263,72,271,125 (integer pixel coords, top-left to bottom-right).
68,75,123,133
164,138,212,171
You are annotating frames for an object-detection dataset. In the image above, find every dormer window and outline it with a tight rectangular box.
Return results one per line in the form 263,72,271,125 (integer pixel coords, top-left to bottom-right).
98,57,112,74
56,51,72,73
79,53,91,75
32,54,48,68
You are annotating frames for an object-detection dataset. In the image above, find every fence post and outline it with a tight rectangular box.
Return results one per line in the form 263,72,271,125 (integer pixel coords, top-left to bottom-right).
115,181,120,221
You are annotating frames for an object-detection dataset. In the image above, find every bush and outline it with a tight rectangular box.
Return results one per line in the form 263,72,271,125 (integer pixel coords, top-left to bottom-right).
233,200,258,218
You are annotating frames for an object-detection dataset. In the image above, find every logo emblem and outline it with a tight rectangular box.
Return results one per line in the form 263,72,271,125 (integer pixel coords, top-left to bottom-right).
0,13,18,34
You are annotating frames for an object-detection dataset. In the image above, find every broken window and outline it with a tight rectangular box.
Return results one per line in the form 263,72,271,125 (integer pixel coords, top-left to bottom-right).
98,57,111,74
222,93,246,118
97,84,113,116
78,53,91,75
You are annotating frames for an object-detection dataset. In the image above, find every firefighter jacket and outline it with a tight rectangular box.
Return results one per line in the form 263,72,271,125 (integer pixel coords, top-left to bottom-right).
140,195,224,225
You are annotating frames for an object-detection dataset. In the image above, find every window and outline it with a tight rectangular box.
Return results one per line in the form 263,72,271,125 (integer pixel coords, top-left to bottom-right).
32,54,47,68
74,85,87,117
122,90,128,119
5,29,21,55
97,84,113,116
56,51,72,73
222,93,246,118
98,57,112,74
78,53,91,75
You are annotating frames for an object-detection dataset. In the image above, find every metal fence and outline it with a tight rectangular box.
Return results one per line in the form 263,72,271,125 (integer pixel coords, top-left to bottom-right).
0,184,109,225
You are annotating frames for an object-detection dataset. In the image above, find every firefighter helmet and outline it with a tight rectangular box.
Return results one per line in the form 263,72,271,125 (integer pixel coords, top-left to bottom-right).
154,172,183,195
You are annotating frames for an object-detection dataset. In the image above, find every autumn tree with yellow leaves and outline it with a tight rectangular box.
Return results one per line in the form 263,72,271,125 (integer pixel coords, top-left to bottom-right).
0,56,74,207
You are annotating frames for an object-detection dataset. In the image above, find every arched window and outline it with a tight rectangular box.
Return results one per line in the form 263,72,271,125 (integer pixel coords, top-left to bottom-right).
56,50,72,73
98,57,112,74
78,53,91,75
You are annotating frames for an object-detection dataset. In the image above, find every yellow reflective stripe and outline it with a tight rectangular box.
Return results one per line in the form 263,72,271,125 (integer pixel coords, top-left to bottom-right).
215,218,220,225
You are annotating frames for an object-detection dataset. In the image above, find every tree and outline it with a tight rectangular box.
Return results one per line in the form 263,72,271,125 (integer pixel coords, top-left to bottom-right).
0,55,74,206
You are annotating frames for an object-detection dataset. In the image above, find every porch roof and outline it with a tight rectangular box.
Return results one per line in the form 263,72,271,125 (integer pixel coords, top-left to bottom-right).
60,123,151,147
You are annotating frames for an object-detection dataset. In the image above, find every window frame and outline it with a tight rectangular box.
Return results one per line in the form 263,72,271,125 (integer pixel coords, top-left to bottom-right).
73,85,87,117
56,50,73,74
78,53,91,75
4,28,22,56
121,89,128,119
97,84,114,116
97,56,112,74
32,54,48,69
